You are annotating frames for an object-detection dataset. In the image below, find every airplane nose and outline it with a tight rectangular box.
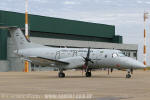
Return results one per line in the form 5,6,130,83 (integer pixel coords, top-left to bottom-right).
135,62,146,69
130,58,147,69
119,57,146,69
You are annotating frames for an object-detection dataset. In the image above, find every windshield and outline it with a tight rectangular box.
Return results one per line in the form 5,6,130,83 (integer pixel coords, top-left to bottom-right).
118,51,125,57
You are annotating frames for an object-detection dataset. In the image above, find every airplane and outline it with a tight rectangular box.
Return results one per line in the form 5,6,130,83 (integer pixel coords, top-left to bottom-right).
0,26,146,78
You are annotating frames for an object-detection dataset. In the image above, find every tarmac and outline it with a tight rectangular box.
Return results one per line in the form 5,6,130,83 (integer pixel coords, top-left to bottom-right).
0,70,150,100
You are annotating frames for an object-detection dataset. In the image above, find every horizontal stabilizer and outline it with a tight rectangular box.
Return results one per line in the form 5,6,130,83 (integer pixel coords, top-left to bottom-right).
0,26,17,29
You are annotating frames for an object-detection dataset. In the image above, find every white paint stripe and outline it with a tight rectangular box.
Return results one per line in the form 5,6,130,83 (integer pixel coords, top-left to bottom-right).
25,24,28,36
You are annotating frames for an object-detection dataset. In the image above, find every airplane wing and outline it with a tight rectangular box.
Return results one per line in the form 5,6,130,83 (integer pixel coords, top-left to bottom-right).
28,56,69,67
59,56,85,69
27,56,85,69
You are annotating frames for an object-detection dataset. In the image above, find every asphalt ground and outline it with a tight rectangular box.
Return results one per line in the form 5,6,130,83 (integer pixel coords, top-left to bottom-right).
0,70,150,100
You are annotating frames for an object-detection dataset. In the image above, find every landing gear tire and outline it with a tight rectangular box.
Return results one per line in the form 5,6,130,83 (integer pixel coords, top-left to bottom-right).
126,74,131,78
58,72,65,78
85,72,91,77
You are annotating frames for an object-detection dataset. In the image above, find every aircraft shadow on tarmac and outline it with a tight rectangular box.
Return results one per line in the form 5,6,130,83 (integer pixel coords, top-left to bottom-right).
40,75,126,79
61,75,125,79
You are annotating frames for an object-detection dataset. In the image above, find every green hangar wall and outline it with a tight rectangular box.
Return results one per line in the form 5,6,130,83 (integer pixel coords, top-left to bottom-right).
0,10,122,60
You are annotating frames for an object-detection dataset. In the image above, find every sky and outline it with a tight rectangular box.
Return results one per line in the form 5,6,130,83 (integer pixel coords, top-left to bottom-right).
0,0,150,64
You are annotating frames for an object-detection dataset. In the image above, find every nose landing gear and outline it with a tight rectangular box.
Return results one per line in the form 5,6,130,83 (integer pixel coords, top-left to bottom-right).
126,70,132,78
58,72,65,78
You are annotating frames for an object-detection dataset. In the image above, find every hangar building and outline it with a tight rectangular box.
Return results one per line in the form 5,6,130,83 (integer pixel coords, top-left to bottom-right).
0,10,138,71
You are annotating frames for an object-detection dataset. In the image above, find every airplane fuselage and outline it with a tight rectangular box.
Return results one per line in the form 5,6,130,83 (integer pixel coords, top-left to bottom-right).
16,47,145,69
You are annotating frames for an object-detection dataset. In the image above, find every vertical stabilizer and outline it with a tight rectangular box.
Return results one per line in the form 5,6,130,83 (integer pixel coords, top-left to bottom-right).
9,27,30,49
0,26,47,50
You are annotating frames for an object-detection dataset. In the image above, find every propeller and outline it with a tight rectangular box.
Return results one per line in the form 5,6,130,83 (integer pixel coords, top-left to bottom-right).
82,47,94,72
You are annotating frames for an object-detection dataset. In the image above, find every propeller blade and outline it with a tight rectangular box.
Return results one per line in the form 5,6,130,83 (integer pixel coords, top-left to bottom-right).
82,47,94,73
86,47,91,59
89,60,94,64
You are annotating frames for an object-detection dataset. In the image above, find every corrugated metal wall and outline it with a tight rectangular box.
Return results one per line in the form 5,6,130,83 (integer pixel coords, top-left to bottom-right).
0,11,8,60
0,30,8,60
29,15,115,38
0,10,115,38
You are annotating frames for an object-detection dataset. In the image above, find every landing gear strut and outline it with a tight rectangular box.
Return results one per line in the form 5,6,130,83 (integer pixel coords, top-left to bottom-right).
85,68,92,77
126,70,131,78
58,69,65,78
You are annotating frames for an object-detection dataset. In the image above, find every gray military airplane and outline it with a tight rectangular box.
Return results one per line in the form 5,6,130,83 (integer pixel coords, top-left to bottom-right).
0,26,146,78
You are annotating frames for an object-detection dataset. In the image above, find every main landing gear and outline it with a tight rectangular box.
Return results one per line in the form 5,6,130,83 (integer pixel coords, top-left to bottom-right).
85,68,92,77
58,69,65,78
126,71,131,78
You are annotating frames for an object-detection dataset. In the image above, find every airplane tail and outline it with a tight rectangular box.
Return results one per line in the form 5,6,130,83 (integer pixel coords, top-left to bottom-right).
9,27,31,49
0,26,45,50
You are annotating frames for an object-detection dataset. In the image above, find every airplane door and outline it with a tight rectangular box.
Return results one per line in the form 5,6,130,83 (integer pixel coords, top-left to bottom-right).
97,51,106,67
91,52,98,65
99,51,105,59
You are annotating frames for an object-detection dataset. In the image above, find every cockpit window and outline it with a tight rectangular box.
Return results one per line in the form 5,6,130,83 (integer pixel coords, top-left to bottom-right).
118,51,125,57
112,51,125,58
